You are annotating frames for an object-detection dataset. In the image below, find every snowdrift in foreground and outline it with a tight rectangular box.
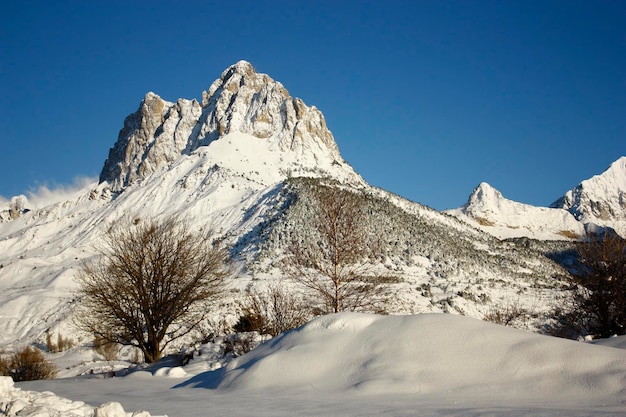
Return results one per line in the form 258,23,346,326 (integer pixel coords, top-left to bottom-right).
18,313,626,417
193,313,626,400
0,376,164,417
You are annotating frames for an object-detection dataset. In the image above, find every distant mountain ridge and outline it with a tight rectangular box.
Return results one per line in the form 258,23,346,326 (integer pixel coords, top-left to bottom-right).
449,157,626,240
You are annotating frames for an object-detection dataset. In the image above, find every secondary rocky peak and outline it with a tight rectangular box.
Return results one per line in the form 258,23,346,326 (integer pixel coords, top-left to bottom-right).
99,61,342,191
450,181,586,240
471,182,501,199
551,156,626,234
464,182,504,210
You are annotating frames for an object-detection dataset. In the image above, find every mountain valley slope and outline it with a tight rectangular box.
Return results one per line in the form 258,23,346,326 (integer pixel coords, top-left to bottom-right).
0,61,584,354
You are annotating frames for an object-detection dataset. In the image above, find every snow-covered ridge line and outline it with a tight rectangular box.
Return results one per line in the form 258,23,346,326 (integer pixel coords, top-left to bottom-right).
449,156,626,240
552,156,626,236
447,182,586,241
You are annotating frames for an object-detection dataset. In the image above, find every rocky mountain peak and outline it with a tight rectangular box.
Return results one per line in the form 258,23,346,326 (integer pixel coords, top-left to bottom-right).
99,61,343,191
551,156,626,235
465,182,503,208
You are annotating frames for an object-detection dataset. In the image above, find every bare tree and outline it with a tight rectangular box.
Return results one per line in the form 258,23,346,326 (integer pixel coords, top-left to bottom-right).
283,184,392,314
571,232,626,338
75,216,231,363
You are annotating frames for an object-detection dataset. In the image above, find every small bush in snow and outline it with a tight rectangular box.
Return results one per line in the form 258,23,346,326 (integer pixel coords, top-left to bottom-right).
223,333,258,357
235,282,310,337
0,346,57,381
483,302,530,327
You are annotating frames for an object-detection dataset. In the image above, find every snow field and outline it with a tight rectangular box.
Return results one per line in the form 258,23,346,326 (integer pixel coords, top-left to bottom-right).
1,376,165,417
16,313,626,417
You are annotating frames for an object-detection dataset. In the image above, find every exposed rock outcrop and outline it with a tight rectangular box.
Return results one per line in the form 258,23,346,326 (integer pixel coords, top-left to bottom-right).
99,61,342,191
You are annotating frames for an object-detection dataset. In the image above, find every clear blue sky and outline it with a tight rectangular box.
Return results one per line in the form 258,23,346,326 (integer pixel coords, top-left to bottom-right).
1,1,624,210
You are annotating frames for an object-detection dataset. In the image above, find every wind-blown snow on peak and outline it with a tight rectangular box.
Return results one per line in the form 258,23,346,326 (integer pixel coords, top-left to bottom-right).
551,156,626,236
448,182,584,240
99,61,349,191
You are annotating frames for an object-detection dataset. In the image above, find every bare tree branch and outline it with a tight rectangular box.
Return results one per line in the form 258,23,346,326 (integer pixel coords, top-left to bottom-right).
571,231,626,338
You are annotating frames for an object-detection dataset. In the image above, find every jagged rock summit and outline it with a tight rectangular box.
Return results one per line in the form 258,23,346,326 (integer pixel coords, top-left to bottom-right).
100,60,348,191
447,182,585,241
551,156,626,236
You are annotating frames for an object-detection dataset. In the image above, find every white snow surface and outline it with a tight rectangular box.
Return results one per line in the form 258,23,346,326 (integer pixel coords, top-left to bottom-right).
1,376,164,417
14,313,626,417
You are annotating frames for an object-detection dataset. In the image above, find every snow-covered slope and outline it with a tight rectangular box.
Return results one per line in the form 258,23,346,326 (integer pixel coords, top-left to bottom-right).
214,313,625,400
447,182,585,240
551,156,626,237
0,61,572,355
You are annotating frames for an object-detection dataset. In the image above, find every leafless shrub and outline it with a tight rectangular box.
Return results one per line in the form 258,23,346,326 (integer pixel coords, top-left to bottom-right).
93,333,119,362
46,331,75,353
484,302,530,327
223,333,258,357
235,282,310,336
0,346,57,381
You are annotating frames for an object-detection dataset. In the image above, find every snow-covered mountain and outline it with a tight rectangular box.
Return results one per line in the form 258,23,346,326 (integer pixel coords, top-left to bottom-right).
99,60,357,192
551,156,626,236
0,61,572,355
449,157,626,240
447,182,585,241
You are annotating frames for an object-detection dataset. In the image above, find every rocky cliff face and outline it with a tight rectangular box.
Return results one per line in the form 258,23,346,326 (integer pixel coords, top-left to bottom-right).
550,157,626,236
99,61,343,191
